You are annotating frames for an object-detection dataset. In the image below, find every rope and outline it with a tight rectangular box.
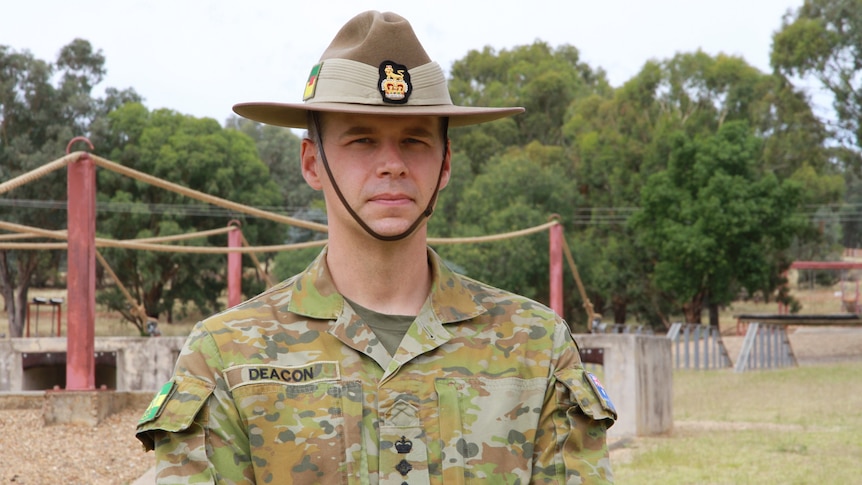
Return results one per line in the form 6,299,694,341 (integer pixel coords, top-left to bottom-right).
240,231,276,288
95,251,148,321
0,152,79,196
0,232,52,241
2,152,559,250
89,154,330,233
133,226,235,244
0,220,327,253
560,232,599,329
428,221,558,245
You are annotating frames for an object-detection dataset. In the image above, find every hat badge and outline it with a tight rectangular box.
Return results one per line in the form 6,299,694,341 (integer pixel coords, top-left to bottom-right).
378,61,411,104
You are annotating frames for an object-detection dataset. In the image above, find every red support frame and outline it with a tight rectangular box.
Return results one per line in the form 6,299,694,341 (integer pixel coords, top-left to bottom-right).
66,150,96,390
227,222,242,308
549,222,564,318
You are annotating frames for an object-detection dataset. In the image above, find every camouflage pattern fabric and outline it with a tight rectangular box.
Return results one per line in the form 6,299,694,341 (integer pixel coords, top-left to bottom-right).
136,247,617,484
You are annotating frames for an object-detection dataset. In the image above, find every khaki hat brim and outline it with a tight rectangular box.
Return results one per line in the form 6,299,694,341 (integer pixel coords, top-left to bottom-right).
233,101,525,129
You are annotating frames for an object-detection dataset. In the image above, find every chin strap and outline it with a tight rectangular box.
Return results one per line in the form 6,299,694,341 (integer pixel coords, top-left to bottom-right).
311,112,447,242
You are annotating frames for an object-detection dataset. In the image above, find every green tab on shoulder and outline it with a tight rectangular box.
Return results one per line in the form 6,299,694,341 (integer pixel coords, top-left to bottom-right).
139,381,175,425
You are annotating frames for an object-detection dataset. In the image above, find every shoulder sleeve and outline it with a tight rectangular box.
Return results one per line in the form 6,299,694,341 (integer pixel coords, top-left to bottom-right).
135,322,254,483
551,367,617,484
135,376,214,451
534,322,617,484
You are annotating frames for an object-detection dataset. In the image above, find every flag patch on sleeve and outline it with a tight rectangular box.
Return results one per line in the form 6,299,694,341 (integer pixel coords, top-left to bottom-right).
139,381,174,424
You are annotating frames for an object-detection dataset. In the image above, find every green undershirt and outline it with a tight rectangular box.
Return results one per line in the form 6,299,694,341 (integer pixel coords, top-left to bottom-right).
345,298,415,356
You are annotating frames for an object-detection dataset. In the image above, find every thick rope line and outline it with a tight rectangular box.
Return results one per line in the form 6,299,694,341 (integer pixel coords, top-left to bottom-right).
428,221,558,245
0,232,52,241
89,154,330,233
560,232,598,328
2,153,565,253
95,251,147,321
0,220,327,253
132,226,235,244
0,152,79,196
240,231,276,288
0,243,68,250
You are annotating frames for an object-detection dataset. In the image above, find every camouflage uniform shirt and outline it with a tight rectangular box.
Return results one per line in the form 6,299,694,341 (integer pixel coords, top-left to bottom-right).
136,247,617,484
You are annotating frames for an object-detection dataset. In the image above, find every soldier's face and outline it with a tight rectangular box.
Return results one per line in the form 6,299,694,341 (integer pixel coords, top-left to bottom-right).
301,112,451,239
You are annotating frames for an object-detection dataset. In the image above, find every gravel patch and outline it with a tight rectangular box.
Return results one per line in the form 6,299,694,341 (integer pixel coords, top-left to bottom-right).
0,405,154,484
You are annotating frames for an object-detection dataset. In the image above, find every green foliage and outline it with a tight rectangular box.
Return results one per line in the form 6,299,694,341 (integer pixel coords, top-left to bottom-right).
90,104,284,332
3,25,854,335
448,41,610,172
435,142,579,304
0,39,141,337
631,121,807,322
772,0,862,155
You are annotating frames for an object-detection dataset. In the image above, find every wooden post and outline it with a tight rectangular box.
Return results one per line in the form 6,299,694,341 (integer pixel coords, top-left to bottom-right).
550,222,563,318
66,153,96,390
228,223,242,308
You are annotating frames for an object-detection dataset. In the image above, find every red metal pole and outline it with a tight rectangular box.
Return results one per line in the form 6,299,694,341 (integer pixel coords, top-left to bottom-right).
227,223,242,308
549,222,564,317
66,152,96,390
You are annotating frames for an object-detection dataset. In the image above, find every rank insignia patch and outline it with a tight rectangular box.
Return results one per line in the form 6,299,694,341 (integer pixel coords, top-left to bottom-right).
378,60,411,104
139,381,174,424
303,63,322,101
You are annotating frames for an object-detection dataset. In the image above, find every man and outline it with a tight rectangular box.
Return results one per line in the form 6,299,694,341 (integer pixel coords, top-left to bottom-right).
136,10,616,484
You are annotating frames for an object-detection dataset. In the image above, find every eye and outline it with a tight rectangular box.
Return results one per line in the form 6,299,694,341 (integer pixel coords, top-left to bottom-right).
403,137,433,147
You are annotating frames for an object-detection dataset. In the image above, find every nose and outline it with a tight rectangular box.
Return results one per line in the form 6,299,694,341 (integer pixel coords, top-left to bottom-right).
376,141,408,178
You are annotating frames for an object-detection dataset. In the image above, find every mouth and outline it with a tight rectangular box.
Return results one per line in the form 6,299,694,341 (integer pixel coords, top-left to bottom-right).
369,193,414,205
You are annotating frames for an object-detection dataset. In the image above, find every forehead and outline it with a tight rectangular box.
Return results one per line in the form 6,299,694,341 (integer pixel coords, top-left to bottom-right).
320,112,443,136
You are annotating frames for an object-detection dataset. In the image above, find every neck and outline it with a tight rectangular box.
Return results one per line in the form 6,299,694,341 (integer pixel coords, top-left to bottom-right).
325,229,432,316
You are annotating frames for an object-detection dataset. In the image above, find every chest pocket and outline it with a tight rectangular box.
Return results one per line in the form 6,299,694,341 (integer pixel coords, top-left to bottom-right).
435,377,547,484
231,378,365,484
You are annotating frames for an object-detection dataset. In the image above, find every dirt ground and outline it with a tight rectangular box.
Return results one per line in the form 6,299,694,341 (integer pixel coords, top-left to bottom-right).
722,325,862,365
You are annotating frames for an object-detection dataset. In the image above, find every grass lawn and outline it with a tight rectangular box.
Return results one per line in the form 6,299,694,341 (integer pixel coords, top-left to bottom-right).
612,362,862,484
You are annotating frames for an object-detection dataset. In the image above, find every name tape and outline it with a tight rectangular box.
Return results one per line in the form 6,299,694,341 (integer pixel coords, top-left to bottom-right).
225,361,340,390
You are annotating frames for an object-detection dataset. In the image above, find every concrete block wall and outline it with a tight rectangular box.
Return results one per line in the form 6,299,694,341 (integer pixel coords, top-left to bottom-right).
575,334,673,439
0,337,186,392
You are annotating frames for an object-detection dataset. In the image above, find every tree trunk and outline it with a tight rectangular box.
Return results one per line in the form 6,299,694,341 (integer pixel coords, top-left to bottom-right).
708,302,720,327
0,251,38,338
611,295,627,324
683,291,705,324
0,251,16,336
11,253,38,338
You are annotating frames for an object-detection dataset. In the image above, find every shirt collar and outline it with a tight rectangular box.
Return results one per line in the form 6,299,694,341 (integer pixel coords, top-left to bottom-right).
288,246,487,323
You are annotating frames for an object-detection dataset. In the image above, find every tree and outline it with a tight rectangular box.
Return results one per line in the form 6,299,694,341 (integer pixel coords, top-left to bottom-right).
772,0,862,246
0,39,139,337
562,50,835,327
630,121,807,324
772,0,862,154
448,41,610,172
434,142,581,316
90,104,284,333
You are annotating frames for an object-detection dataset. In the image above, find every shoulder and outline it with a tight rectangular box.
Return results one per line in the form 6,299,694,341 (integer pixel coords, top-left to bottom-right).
462,273,558,318
191,273,306,340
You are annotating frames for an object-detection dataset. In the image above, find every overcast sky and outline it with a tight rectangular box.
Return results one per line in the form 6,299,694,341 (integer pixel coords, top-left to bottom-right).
2,0,805,124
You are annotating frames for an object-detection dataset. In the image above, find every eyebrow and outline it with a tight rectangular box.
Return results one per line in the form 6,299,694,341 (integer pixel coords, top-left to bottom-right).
339,124,436,138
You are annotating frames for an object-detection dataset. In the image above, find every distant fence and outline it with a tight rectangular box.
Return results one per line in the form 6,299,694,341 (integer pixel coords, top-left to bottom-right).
733,322,797,372
666,323,732,370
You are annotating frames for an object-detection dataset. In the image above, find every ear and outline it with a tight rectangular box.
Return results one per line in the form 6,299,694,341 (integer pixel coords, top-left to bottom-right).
438,139,452,190
300,138,324,191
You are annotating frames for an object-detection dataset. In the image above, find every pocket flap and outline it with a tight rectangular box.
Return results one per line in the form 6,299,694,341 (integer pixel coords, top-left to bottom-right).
555,367,617,425
135,376,214,450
